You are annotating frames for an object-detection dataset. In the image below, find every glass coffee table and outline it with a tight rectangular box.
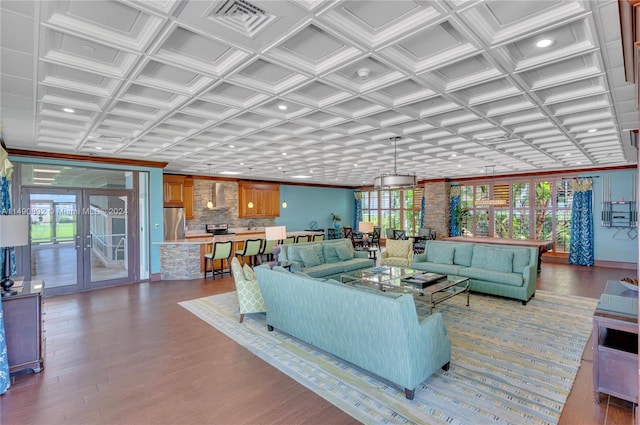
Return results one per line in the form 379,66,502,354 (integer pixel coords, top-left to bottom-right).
340,266,469,314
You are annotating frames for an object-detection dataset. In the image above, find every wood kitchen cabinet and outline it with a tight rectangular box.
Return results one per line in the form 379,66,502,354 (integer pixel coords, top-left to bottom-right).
183,177,194,219
238,181,279,218
3,280,45,376
163,175,185,206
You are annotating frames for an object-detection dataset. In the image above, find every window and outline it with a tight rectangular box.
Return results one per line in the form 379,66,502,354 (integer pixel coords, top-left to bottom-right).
458,176,576,253
361,188,422,237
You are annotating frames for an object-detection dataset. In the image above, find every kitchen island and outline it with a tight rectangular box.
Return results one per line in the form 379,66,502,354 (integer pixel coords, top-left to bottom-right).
155,230,324,280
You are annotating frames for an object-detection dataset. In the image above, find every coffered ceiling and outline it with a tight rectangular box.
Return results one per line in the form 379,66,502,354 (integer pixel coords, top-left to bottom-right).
0,0,636,187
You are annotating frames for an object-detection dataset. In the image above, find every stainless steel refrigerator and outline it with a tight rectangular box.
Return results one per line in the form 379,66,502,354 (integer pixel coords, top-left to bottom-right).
163,207,186,241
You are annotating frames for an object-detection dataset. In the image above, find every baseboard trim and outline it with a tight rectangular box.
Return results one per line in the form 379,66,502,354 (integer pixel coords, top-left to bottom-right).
594,260,637,270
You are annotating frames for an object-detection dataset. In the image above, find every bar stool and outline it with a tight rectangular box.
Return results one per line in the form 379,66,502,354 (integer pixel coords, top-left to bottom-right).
204,240,233,279
259,238,279,263
236,239,263,266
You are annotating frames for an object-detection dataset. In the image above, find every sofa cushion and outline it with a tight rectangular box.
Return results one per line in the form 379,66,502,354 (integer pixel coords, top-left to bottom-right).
452,243,473,267
426,242,454,265
471,245,491,268
287,245,304,263
512,248,531,272
299,245,322,267
341,258,375,272
323,244,340,263
485,249,514,273
335,243,354,260
302,263,345,278
411,261,461,276
464,267,523,287
243,264,257,281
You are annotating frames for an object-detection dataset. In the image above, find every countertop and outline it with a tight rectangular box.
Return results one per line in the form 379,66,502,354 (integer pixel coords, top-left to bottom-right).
157,229,324,245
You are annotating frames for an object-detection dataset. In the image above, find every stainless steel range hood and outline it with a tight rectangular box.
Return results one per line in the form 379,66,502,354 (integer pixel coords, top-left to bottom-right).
207,182,226,210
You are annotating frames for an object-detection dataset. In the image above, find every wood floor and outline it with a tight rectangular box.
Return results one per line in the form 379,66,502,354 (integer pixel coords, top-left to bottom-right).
1,262,637,425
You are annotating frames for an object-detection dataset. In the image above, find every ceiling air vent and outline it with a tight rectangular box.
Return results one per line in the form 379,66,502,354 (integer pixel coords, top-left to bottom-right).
212,0,275,37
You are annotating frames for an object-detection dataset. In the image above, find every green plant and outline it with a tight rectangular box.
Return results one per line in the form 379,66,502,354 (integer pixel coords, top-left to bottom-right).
452,205,470,235
330,213,342,222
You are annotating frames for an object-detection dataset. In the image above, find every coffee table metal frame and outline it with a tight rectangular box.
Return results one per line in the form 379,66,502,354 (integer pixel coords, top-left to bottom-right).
340,266,470,314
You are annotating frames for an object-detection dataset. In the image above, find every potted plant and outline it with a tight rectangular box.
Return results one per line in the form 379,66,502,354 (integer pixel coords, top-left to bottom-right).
330,213,342,229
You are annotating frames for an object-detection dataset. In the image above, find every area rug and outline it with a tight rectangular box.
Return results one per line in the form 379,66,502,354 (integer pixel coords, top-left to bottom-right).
179,290,597,425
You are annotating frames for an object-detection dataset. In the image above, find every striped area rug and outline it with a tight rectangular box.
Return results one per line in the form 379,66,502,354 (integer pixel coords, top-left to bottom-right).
179,290,597,425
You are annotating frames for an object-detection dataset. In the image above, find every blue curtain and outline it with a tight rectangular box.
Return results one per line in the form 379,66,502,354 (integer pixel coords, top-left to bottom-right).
568,178,594,266
420,192,425,228
449,185,461,236
0,176,10,394
353,192,362,229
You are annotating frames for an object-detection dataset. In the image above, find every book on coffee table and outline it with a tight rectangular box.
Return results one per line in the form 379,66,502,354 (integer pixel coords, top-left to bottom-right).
401,272,447,288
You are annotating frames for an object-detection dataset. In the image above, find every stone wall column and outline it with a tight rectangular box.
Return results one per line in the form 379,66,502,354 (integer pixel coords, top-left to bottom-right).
423,180,452,239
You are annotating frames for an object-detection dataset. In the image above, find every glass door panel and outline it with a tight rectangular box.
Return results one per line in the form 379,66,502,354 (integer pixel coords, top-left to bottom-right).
27,190,82,294
84,191,134,289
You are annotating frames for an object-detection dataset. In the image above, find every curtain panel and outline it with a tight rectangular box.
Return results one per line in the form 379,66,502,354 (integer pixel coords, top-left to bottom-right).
353,191,362,230
568,178,594,266
0,146,13,394
449,186,461,237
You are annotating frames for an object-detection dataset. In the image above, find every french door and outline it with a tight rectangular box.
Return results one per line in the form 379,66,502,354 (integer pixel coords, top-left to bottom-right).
22,188,137,295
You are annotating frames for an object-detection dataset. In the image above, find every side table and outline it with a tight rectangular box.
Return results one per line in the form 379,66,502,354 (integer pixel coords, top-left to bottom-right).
592,280,638,404
3,280,45,376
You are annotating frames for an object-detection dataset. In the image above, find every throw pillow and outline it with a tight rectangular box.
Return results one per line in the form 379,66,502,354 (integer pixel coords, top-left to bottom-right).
335,243,354,261
312,243,325,264
243,264,257,281
323,244,340,263
485,249,514,273
298,245,322,267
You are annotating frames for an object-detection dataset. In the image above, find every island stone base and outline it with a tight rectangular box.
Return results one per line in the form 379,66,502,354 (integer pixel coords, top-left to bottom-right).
160,244,202,280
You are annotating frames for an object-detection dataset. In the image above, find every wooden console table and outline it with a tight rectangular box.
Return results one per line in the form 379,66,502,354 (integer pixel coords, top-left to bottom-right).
444,236,553,272
3,280,45,375
592,280,638,404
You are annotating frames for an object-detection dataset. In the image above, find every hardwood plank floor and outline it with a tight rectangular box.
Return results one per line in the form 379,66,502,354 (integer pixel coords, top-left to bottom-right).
1,262,637,425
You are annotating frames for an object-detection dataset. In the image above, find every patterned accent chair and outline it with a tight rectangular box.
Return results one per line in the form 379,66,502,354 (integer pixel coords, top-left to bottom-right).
230,257,266,323
381,239,414,267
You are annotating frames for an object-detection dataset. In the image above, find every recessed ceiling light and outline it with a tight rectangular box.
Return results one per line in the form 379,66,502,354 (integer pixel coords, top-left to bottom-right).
33,177,55,181
278,104,287,110
277,166,282,170
229,144,235,148
95,146,103,150
240,162,244,166
33,168,61,173
451,153,457,157
292,175,311,179
63,108,75,113
587,128,597,133
565,153,571,156
457,164,462,167
282,152,287,156
535,38,554,48
220,171,241,175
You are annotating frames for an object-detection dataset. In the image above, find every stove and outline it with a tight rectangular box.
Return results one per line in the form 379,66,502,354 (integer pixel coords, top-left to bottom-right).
205,223,235,235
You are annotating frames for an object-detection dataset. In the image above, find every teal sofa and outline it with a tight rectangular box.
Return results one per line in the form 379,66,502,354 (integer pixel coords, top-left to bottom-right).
412,240,538,304
253,266,451,400
279,238,374,279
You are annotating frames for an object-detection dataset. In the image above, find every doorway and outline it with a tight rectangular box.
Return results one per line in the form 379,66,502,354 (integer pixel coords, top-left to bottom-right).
23,188,137,295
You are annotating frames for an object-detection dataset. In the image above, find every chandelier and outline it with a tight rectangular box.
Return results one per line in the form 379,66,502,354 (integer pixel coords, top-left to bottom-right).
374,137,416,189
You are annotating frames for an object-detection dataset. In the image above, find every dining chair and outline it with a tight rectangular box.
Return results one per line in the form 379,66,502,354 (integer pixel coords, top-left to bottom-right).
295,235,310,243
371,226,381,249
236,239,263,266
203,240,233,279
385,228,395,240
283,236,295,244
312,233,324,242
393,229,407,240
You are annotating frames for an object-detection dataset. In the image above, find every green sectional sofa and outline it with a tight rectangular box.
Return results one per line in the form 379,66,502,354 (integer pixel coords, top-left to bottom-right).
412,240,538,305
279,238,374,279
253,266,451,400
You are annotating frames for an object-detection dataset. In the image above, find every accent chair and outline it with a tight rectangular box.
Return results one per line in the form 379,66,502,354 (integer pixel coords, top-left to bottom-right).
381,239,414,267
230,257,266,323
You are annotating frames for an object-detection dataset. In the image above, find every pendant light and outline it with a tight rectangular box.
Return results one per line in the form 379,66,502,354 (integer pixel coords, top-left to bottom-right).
281,171,287,209
247,167,254,209
475,165,507,206
373,137,416,189
206,164,214,209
